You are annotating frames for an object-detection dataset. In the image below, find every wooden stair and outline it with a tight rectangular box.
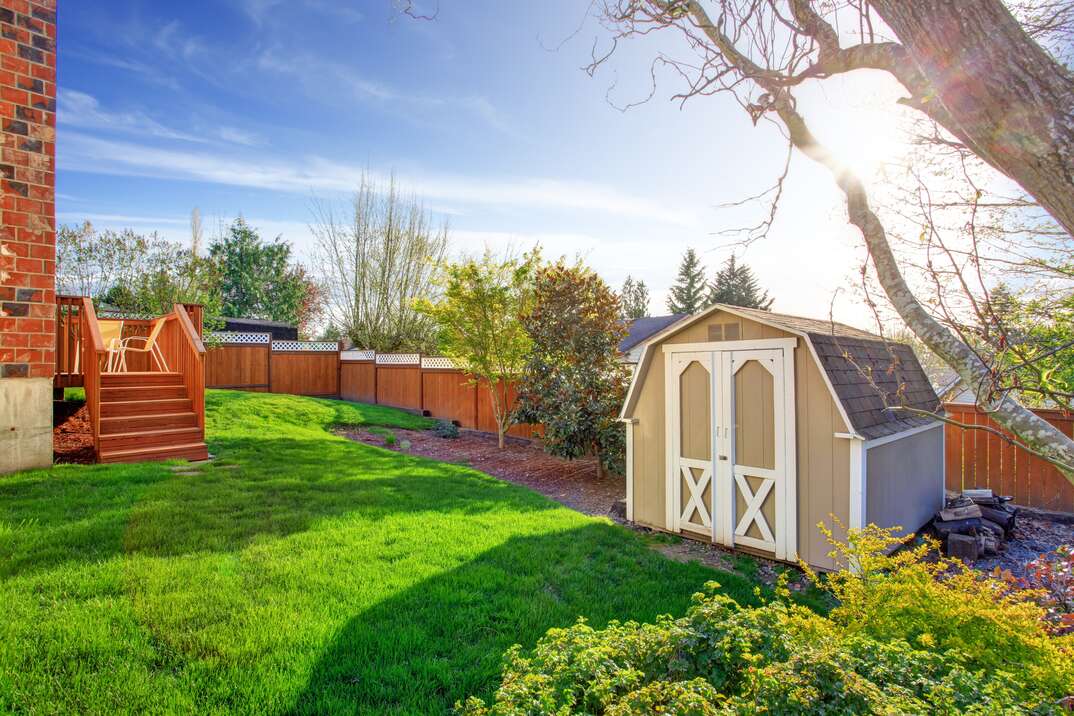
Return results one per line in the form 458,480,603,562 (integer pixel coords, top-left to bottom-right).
98,372,208,464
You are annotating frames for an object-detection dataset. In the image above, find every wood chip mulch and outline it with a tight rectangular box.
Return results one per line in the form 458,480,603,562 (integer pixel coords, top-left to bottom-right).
53,401,95,465
337,427,625,517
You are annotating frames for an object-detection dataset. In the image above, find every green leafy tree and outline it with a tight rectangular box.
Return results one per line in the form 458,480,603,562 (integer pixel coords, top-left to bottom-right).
514,259,631,477
620,275,650,319
707,255,774,310
417,251,538,449
666,248,708,314
208,218,316,329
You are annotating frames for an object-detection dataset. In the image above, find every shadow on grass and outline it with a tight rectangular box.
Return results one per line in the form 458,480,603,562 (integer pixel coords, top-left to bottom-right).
1,435,555,579
290,522,756,716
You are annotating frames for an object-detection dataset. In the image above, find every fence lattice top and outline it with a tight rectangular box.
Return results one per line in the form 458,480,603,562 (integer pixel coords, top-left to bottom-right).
341,350,375,361
272,340,338,352
421,356,458,370
375,353,420,365
209,331,271,345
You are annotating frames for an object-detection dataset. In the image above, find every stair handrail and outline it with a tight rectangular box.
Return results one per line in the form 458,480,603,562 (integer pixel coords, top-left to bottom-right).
80,297,106,459
172,303,206,431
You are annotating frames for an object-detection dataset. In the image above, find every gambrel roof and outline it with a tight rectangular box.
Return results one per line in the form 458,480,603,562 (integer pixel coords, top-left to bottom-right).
621,304,942,441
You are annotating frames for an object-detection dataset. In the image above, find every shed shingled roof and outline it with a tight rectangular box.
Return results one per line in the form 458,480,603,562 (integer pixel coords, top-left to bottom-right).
704,305,944,440
620,314,688,353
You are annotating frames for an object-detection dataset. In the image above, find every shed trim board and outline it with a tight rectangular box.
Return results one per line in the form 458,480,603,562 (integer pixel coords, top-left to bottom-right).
863,419,942,449
624,418,636,521
849,437,867,530
662,340,799,560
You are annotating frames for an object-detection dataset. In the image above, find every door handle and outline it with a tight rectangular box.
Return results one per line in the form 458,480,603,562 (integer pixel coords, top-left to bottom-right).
718,455,728,461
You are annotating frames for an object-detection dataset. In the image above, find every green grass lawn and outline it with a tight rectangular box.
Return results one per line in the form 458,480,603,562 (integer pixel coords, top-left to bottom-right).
2,390,773,715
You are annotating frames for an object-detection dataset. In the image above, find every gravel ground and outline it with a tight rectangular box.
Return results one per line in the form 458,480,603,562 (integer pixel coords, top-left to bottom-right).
970,509,1074,578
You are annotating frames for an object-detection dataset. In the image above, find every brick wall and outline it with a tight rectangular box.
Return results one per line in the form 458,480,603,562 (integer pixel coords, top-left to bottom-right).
0,0,56,380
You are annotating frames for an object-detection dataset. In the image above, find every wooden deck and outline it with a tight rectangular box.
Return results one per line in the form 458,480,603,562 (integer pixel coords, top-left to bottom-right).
56,297,207,464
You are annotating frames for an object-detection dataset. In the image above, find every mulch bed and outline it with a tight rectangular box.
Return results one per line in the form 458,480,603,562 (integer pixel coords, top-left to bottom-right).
337,427,625,517
53,400,95,465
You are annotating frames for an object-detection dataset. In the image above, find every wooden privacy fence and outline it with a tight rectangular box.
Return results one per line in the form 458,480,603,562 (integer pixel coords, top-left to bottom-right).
205,335,539,438
944,402,1074,513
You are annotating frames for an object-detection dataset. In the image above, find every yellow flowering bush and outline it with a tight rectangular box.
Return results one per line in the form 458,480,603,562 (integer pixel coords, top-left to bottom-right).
459,526,1074,715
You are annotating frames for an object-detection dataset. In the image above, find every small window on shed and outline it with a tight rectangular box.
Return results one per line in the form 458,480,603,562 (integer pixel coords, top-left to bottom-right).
707,322,741,341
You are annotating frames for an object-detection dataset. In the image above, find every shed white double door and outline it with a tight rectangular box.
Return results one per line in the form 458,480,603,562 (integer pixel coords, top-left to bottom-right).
665,343,797,560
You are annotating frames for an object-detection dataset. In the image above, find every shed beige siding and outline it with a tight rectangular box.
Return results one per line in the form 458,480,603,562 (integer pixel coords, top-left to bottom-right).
865,425,944,537
627,309,852,570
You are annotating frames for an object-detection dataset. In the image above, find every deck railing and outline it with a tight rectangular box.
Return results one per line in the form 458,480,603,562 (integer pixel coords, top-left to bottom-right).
79,297,106,457
55,295,84,387
157,303,207,431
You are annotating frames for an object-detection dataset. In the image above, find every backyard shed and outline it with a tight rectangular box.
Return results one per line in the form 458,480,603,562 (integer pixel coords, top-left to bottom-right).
620,304,944,570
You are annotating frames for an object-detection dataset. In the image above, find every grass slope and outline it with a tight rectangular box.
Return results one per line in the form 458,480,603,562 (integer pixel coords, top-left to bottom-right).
1,390,762,715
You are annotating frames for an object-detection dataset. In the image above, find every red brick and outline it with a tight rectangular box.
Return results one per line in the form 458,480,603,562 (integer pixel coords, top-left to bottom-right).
29,362,51,378
15,317,41,332
27,300,51,316
2,209,27,226
27,331,50,347
1,54,28,74
0,317,15,332
0,349,13,362
13,256,37,272
26,272,50,289
13,348,42,363
0,331,28,347
27,241,50,259
0,82,24,104
28,60,50,81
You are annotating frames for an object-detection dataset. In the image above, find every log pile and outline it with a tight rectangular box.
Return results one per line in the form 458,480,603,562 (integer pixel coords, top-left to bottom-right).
932,489,1018,562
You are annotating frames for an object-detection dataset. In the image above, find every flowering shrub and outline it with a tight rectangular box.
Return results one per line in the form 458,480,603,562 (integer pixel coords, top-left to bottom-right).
1023,545,1074,634
459,527,1074,715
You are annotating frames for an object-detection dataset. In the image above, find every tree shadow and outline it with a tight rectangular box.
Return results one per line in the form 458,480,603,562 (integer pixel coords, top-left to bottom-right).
289,522,755,715
1,435,556,580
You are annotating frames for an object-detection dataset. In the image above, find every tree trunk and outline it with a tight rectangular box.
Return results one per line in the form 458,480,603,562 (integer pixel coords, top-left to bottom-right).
869,0,1074,238
595,445,605,479
498,427,505,450
770,93,1074,480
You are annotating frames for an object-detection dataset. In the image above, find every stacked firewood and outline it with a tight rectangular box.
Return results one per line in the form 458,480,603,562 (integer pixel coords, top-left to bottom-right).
932,489,1018,561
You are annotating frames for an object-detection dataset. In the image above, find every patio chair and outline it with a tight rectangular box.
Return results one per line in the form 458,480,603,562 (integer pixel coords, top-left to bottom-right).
98,320,125,373
116,317,169,372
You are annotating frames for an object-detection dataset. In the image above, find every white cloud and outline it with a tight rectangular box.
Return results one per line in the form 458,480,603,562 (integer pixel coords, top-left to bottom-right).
255,49,517,136
58,90,263,147
240,0,364,27
58,89,207,143
216,126,262,146
56,212,189,227
59,132,698,227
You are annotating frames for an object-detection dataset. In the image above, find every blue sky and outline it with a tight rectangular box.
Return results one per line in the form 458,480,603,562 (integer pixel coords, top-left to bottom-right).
57,1,908,325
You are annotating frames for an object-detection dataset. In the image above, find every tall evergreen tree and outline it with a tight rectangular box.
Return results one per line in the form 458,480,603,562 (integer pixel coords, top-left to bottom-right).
666,248,708,314
707,255,774,311
620,275,650,319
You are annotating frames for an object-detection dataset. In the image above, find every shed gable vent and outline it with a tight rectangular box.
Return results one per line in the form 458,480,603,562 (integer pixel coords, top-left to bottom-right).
707,322,741,341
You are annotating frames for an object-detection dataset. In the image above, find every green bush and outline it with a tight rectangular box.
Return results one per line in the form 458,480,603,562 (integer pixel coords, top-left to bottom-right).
459,526,1074,715
433,419,461,439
